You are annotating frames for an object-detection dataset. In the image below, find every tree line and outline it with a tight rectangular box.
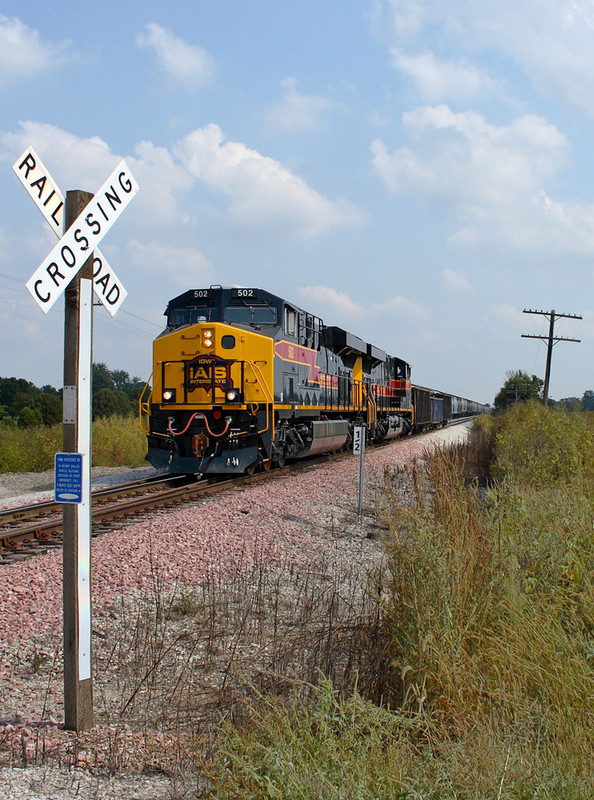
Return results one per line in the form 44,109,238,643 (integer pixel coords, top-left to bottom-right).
2,366,591,427
494,370,594,411
0,364,147,428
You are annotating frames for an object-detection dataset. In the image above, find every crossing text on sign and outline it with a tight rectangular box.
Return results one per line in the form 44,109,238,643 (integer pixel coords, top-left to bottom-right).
26,160,138,313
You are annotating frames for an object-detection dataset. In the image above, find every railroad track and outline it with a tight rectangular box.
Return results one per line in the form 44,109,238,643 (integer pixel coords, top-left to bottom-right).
0,456,332,564
0,418,474,564
0,473,238,563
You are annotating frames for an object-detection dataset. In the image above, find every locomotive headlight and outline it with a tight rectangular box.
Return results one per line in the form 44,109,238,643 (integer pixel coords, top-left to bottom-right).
162,388,176,403
202,329,214,348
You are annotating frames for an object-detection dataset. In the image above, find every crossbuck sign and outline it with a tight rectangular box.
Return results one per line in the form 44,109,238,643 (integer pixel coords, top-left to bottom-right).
13,147,137,315
12,147,139,732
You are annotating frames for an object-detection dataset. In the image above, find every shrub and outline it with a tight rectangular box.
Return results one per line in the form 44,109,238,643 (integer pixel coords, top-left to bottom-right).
18,406,43,429
371,406,594,792
492,401,594,488
205,682,418,799
34,392,63,426
93,388,133,420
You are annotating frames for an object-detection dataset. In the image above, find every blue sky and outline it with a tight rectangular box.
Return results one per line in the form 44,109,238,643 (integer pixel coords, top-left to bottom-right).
1,0,593,404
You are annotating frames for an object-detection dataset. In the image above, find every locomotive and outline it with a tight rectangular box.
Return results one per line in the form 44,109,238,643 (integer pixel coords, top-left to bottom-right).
140,286,488,476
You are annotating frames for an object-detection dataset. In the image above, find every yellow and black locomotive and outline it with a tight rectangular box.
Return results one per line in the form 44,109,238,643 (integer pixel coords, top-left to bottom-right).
140,286,487,476
141,286,417,476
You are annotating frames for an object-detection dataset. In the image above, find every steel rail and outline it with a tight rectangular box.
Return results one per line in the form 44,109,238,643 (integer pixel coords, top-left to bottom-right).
0,418,474,563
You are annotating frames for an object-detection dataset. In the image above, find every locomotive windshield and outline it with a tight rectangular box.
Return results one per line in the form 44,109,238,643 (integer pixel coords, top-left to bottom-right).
168,305,218,327
223,303,278,326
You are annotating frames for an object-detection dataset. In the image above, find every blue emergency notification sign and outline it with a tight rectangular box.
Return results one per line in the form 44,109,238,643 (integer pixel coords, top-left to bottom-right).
55,452,83,503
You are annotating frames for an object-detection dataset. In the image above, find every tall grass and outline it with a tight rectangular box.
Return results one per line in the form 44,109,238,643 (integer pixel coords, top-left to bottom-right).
91,416,147,467
205,406,594,798
0,416,146,472
0,423,61,472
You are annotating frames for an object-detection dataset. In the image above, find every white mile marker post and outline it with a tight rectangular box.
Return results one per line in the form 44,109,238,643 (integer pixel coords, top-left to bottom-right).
13,151,138,732
353,425,366,517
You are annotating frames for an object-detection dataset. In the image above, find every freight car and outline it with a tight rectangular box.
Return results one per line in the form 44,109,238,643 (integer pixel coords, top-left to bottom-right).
140,286,488,476
410,386,487,430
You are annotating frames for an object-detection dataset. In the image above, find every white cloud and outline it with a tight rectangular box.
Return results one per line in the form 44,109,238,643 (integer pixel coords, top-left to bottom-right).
267,78,337,132
1,121,189,231
370,0,427,43
373,105,568,204
372,105,574,248
1,122,120,198
2,120,361,238
491,303,526,327
129,140,194,224
127,240,213,286
136,23,214,87
297,285,366,317
535,191,594,253
371,100,594,255
377,0,594,119
373,294,430,320
174,123,365,236
391,50,501,103
442,268,470,291
0,14,71,84
296,286,430,325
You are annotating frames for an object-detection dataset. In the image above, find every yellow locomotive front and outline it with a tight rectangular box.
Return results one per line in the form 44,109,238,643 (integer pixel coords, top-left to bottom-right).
143,290,276,475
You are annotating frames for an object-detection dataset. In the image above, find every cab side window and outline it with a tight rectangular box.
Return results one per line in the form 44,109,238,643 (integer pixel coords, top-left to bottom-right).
284,306,297,338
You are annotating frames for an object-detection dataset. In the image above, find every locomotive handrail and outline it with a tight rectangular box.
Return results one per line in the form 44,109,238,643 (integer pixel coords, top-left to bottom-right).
364,383,377,428
138,374,153,434
245,359,273,435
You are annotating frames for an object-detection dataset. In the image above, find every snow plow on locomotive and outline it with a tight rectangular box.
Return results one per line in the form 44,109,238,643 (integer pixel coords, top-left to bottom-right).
139,286,487,477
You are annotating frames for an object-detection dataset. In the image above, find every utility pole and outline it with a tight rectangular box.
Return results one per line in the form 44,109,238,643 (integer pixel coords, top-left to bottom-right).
522,309,582,406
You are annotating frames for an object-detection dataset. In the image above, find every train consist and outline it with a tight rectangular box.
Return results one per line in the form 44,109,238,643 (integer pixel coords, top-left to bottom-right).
140,286,489,476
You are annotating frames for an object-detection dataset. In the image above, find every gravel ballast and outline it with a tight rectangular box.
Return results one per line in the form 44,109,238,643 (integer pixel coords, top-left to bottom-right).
0,425,470,799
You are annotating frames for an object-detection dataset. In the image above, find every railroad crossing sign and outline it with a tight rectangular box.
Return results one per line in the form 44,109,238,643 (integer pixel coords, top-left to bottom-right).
12,147,139,733
13,146,136,315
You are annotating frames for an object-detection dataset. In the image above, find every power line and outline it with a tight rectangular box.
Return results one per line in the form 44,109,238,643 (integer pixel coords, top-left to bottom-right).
1,270,161,328
121,309,163,328
93,313,156,340
0,272,26,283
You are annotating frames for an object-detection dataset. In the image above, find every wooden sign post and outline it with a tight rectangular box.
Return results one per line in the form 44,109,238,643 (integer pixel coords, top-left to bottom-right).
62,190,94,731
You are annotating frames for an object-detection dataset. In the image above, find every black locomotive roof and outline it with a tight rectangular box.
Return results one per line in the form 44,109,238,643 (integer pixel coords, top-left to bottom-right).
166,286,287,313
